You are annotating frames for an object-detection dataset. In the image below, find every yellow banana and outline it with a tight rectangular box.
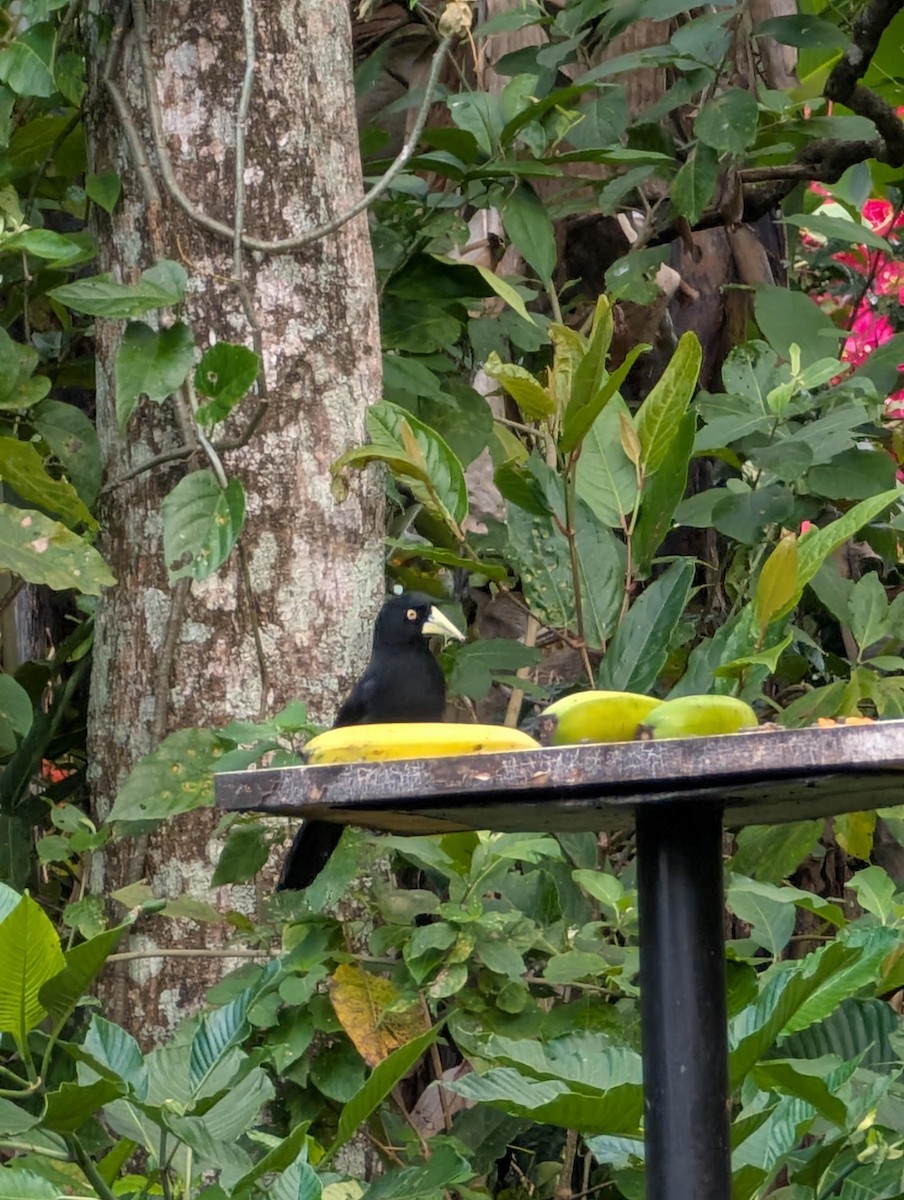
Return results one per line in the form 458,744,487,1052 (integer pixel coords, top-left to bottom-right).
537,690,663,745
304,722,540,765
637,694,757,740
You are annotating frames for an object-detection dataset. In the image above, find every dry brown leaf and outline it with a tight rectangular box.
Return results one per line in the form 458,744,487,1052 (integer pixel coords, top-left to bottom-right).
328,962,430,1067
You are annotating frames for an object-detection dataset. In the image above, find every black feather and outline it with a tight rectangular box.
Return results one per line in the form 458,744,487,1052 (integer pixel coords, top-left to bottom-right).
278,593,451,890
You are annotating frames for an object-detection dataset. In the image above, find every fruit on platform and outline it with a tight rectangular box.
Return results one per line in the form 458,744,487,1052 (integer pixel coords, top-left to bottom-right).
637,694,758,740
304,722,540,765
537,690,664,745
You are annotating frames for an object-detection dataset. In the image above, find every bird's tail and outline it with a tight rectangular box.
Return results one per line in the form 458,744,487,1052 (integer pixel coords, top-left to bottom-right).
278,821,344,891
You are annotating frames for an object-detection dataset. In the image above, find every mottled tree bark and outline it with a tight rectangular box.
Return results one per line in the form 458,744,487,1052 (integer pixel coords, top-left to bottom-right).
86,0,383,1042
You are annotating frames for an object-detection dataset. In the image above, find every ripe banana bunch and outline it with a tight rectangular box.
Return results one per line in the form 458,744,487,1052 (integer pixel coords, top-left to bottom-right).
537,690,663,746
637,695,758,740
305,723,540,765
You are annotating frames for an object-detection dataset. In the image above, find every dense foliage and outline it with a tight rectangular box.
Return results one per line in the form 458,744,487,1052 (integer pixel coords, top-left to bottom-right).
2,0,904,1196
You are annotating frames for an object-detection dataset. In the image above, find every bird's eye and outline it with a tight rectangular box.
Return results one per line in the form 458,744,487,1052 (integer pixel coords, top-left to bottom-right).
406,608,417,621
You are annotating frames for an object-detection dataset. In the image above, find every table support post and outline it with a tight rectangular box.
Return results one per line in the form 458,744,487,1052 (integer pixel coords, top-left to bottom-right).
636,801,731,1200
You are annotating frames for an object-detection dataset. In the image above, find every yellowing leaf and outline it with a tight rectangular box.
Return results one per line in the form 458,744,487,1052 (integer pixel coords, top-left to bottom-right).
618,411,642,467
834,810,876,860
329,963,429,1068
484,353,554,420
755,533,798,635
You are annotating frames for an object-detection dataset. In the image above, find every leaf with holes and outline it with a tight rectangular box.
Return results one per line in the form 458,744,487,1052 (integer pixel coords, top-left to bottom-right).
0,436,95,529
0,503,114,593
107,728,228,831
194,342,261,427
162,470,245,583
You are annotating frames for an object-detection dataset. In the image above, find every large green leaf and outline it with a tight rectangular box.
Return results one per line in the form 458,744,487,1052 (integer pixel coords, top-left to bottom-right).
501,182,556,283
727,877,796,957
0,1167,58,1199
695,88,759,154
334,401,468,534
0,327,50,410
561,343,649,456
161,470,245,583
0,24,54,98
780,997,899,1074
0,676,33,745
114,320,195,427
728,821,823,884
31,399,102,507
598,559,694,693
80,1014,148,1096
0,892,65,1048
332,1025,440,1154
631,410,695,575
0,436,95,529
634,332,702,477
39,920,131,1029
446,1065,642,1135
753,285,844,366
670,142,718,224
0,502,114,593
575,393,638,526
49,259,187,317
107,728,226,830
362,1145,472,1200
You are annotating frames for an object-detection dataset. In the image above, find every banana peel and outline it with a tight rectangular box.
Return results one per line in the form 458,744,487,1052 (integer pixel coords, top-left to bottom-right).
537,690,663,746
304,722,540,765
637,694,758,740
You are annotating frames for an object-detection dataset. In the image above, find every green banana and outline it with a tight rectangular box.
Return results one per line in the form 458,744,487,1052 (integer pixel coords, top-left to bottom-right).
537,690,663,746
637,694,758,740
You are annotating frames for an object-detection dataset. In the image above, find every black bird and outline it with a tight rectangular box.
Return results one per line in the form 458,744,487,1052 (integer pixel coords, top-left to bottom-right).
278,592,464,891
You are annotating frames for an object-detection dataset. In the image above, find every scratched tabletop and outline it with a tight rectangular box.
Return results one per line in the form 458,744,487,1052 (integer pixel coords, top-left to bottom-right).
214,720,904,834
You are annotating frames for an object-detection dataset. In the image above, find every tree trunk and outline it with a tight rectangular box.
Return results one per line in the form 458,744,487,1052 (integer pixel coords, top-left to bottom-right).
85,0,383,1042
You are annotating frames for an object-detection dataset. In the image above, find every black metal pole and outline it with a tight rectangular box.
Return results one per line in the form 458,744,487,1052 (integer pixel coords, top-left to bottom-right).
636,801,730,1200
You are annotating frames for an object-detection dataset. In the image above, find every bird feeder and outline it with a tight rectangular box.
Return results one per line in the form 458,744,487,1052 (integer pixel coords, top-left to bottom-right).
215,719,904,1200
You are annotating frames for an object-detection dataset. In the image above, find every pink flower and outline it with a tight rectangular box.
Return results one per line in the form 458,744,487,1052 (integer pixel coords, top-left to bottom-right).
863,199,895,236
832,247,871,274
874,258,904,302
799,520,814,535
842,304,894,366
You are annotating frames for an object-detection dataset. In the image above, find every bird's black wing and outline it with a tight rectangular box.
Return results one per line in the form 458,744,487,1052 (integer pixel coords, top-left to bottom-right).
333,672,378,727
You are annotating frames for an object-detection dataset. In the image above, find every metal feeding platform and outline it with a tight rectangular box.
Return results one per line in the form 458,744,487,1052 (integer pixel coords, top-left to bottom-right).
215,719,904,1200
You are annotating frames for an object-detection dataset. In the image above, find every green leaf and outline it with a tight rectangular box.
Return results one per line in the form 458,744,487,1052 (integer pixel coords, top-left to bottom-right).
0,502,114,594
335,401,468,533
632,411,695,576
0,676,32,742
107,728,225,829
695,88,759,154
604,246,670,304
432,255,536,325
0,228,84,264
0,328,50,410
31,399,102,508
671,142,718,224
43,1077,124,1132
81,1014,148,1096
783,210,890,253
39,920,131,1029
484,352,555,419
753,285,844,367
795,489,902,616
162,471,245,583
729,822,822,884
756,14,849,49
447,639,541,701
779,997,898,1074
847,865,896,924
727,877,796,957
0,437,95,529
750,1059,849,1127
847,573,889,654
561,343,649,456
807,447,898,501
85,170,121,214
0,892,65,1048
211,823,270,886
194,342,260,426
575,394,639,526
0,1167,58,1198
785,925,900,1035
598,560,694,693
115,321,196,427
502,182,556,284
634,331,702,476
332,1025,440,1154
362,1145,472,1200
49,259,188,318
446,1063,642,1135
0,25,54,98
